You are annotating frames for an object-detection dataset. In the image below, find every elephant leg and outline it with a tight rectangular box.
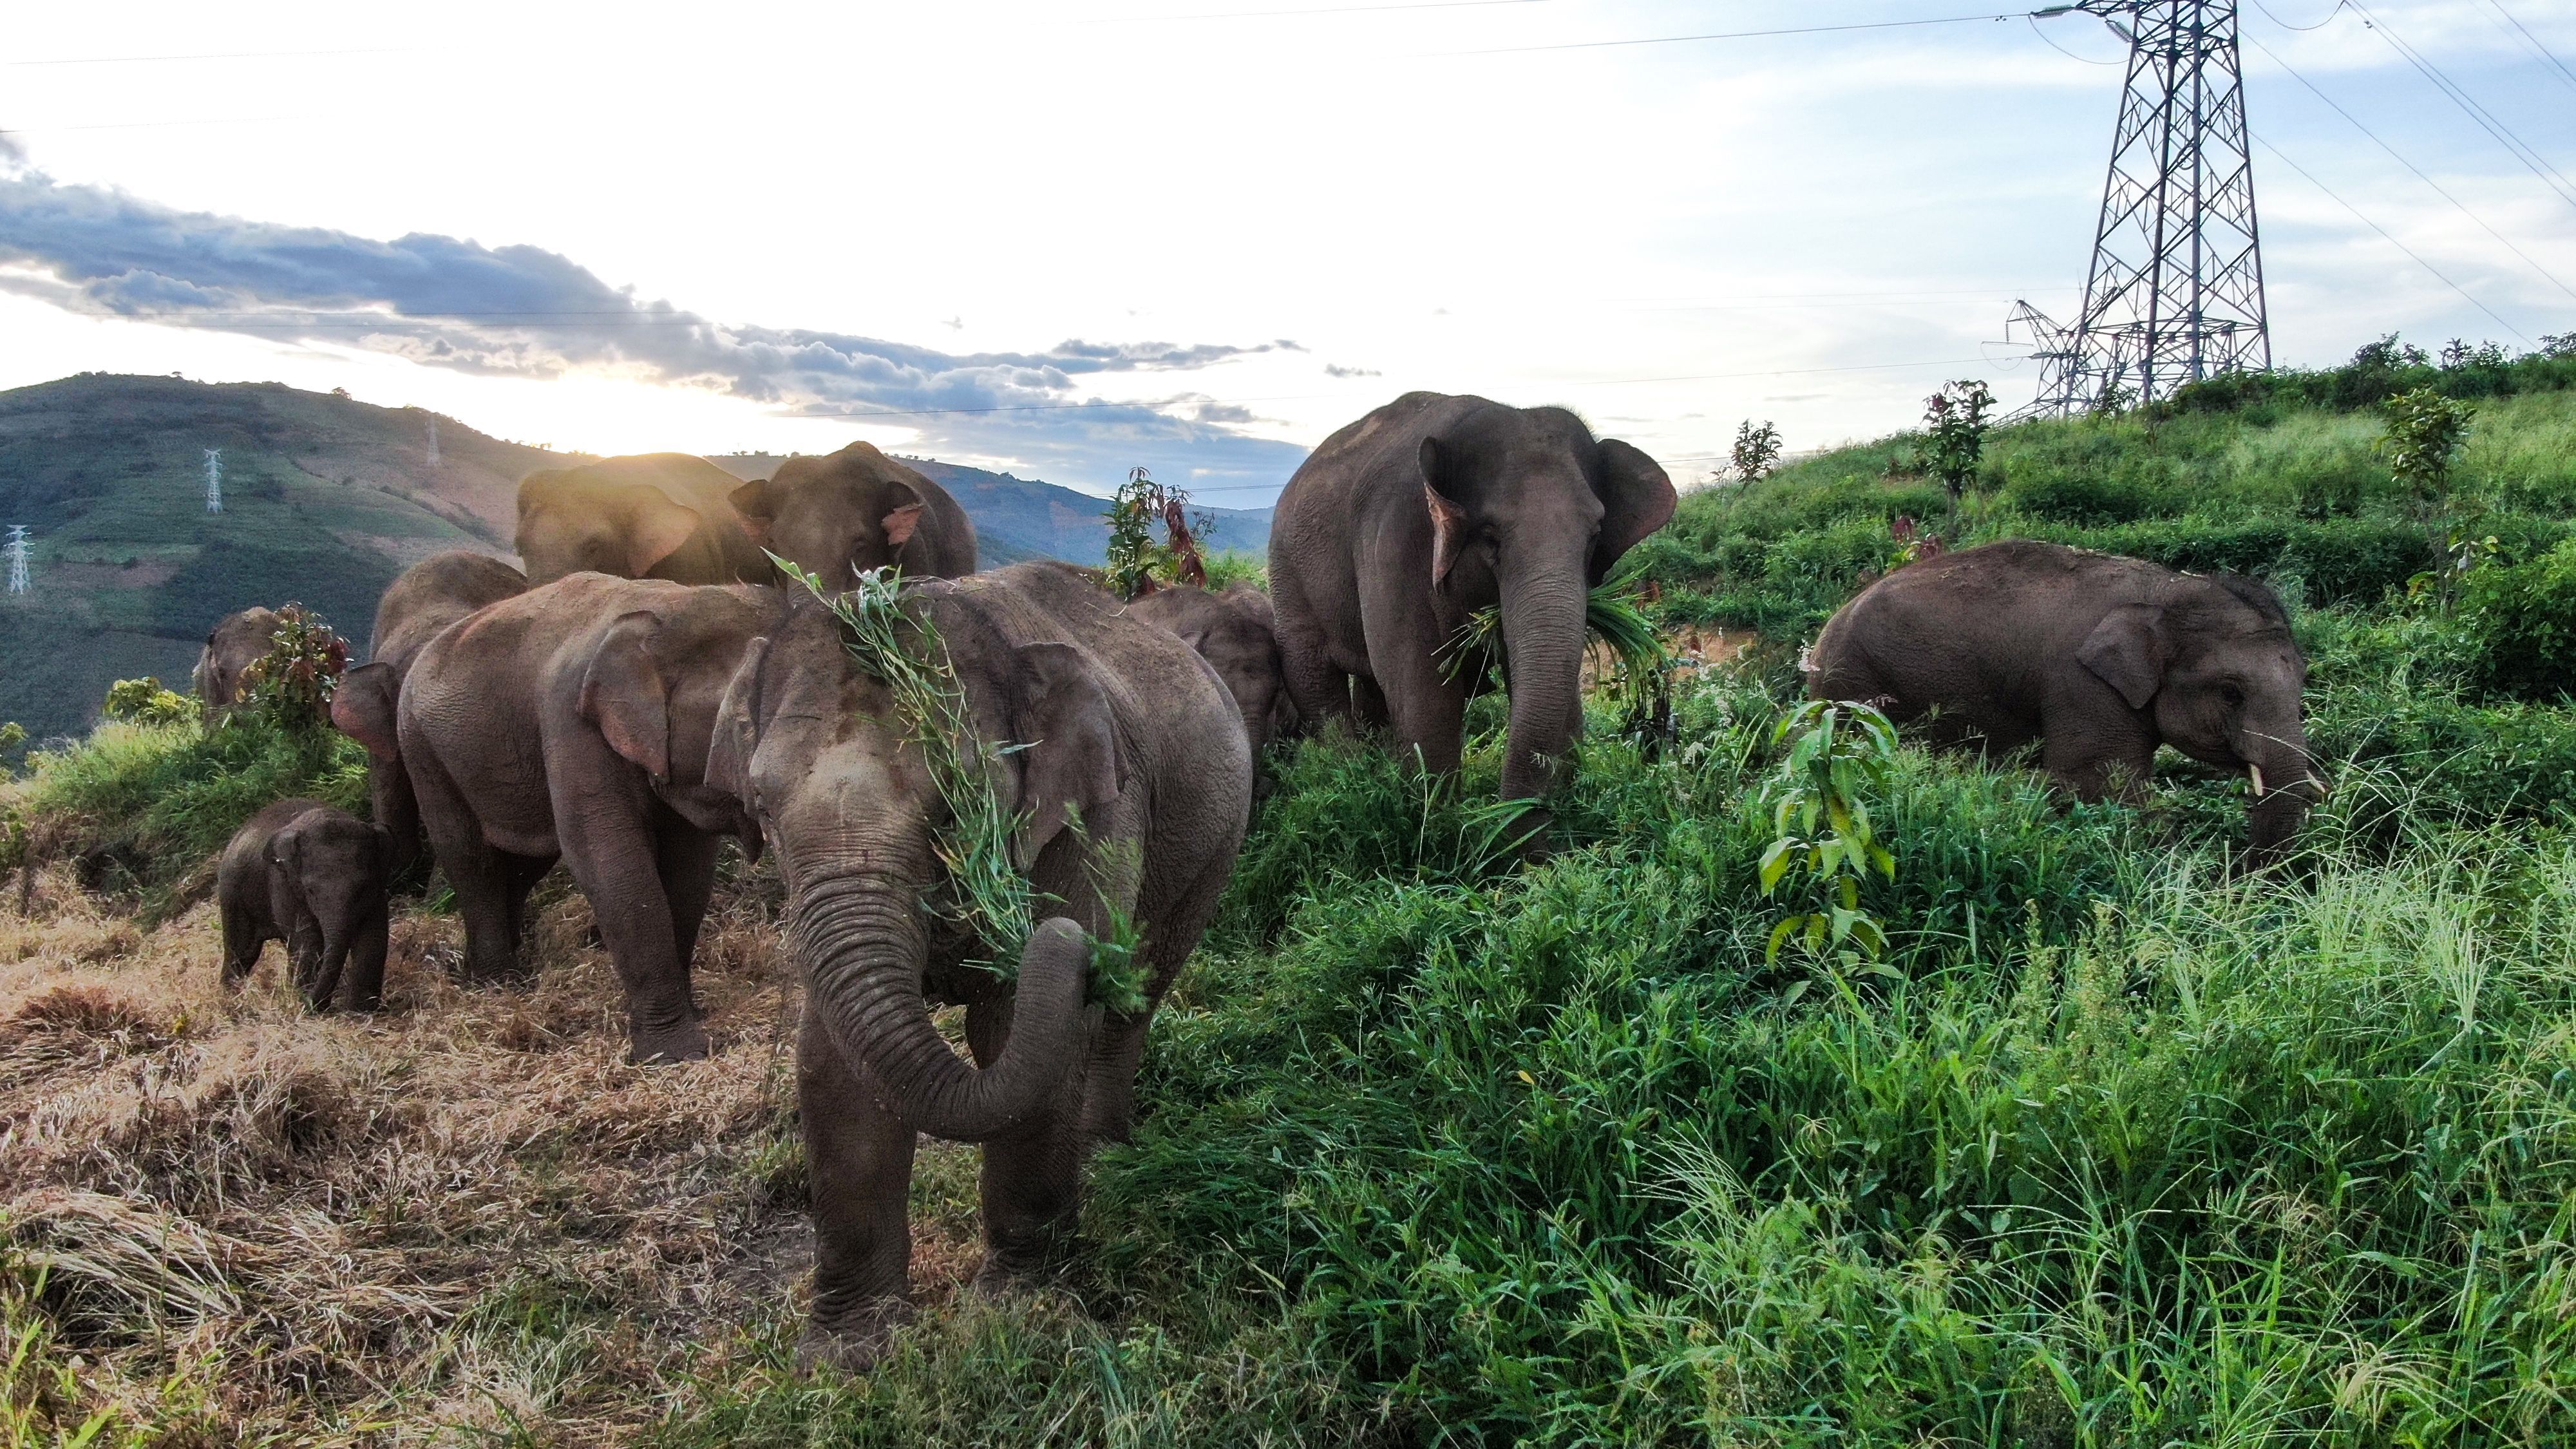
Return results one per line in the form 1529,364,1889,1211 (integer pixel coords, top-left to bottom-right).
967,996,1088,1285
343,904,390,1012
799,1008,918,1369
1277,609,1355,734
1082,851,1226,1148
1352,674,1392,731
415,758,529,984
2043,734,2156,805
653,818,723,992
219,898,266,987
558,803,705,1063
502,853,552,946
1378,653,1467,779
303,930,349,1012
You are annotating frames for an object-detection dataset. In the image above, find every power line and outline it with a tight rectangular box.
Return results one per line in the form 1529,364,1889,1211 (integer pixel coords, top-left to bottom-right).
1084,0,1547,21
2248,0,2346,31
1438,12,2023,58
2246,32,2576,304
2481,0,2576,98
2347,0,2576,217
5,45,406,66
2253,131,2531,343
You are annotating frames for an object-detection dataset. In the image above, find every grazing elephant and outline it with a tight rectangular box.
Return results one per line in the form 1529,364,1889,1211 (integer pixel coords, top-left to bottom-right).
330,551,529,880
1126,582,1299,757
728,440,978,588
1269,392,1676,813
194,607,282,712
217,799,393,1011
392,575,768,1062
515,453,770,587
1805,539,2324,854
704,562,1249,1367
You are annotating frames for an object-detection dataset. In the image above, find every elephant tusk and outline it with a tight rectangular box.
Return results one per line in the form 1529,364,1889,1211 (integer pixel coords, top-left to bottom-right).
2247,763,2266,799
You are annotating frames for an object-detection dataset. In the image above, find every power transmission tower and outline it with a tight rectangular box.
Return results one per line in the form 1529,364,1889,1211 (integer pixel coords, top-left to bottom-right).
204,448,223,514
5,526,29,596
2023,0,2270,417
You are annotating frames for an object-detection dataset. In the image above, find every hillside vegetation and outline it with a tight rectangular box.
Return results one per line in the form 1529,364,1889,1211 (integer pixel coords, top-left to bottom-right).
8,342,2576,1444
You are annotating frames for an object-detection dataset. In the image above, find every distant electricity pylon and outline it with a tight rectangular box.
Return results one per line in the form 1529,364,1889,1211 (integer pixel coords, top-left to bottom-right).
424,415,440,468
204,448,223,513
5,526,29,596
2016,0,2270,419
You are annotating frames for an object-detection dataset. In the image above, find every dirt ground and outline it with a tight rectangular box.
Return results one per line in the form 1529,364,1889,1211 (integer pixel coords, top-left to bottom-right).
0,859,985,1444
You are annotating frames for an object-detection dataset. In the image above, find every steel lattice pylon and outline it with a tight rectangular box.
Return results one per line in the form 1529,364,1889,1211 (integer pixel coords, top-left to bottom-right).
2021,0,2270,418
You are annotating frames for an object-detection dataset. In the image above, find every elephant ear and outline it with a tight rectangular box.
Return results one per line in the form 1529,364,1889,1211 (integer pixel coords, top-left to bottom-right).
729,478,775,549
626,490,705,578
1009,641,1125,871
1591,439,1678,577
2078,603,2172,710
330,661,402,762
579,612,673,781
883,481,927,551
705,636,771,808
1419,437,1470,591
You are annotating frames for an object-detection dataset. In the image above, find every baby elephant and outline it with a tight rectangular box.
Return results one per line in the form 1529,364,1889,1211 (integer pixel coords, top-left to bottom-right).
218,799,393,1011
1126,583,1300,757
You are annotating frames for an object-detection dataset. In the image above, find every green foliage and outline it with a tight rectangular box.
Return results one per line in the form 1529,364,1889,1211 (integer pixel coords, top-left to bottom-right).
99,677,198,728
1758,699,1898,967
2458,535,2576,702
2382,385,2479,518
1198,549,1267,592
234,602,349,734
1442,582,1673,719
1922,379,1994,505
1102,467,1209,601
1730,417,1784,482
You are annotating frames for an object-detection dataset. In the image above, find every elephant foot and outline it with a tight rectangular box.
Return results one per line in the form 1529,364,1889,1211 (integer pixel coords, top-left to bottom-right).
627,1018,712,1065
795,1297,914,1376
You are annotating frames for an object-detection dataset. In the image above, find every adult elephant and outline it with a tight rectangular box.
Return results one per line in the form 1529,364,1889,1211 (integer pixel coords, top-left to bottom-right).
330,551,529,880
194,606,281,712
392,575,768,1062
1806,539,2324,855
705,562,1249,1367
1126,582,1299,758
727,440,977,588
515,453,770,586
1268,392,1676,811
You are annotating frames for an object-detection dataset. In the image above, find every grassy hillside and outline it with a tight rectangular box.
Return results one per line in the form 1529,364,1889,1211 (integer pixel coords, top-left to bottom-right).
10,341,2576,1443
708,454,1275,565
0,375,568,744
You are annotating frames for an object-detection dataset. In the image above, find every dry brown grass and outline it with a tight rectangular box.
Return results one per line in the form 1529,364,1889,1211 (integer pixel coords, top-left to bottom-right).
0,858,988,1444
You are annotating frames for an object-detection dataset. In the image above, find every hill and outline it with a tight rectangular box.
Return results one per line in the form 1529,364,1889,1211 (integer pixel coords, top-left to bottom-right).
0,377,1278,745
14,338,2576,1441
706,454,1275,565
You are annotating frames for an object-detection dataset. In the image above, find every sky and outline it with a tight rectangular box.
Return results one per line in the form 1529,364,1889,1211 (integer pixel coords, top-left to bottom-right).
4,0,2575,504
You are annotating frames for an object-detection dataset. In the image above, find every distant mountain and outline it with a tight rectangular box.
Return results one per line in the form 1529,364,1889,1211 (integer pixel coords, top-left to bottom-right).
0,374,1282,745
705,455,1274,567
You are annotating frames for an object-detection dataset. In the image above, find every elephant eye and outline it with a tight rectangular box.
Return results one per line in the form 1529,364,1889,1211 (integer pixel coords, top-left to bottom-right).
2220,683,2246,708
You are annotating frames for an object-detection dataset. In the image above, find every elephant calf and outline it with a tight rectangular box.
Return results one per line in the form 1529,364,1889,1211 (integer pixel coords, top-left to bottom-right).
217,799,393,1011
1126,582,1299,757
1806,539,2324,853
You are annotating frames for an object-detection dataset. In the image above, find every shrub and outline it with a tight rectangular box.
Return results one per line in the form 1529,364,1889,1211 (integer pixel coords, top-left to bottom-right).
2458,536,2576,702
100,678,198,728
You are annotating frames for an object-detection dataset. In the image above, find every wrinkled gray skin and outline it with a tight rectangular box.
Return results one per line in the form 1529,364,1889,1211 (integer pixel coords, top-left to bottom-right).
1806,540,2324,855
1268,393,1676,819
729,440,977,588
516,454,770,587
217,798,392,1011
1126,583,1299,759
330,552,529,881
194,607,282,713
396,575,768,1063
705,562,1250,1370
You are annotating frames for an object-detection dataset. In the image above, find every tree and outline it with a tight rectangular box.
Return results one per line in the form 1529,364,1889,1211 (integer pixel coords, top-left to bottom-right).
1922,379,1994,507
1730,419,1784,482
1102,468,1209,601
2380,386,2476,522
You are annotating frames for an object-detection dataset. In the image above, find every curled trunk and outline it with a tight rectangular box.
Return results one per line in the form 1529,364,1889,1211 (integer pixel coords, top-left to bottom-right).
790,864,1091,1142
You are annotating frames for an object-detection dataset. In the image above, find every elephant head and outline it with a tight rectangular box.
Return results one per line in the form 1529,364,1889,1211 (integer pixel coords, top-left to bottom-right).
1417,408,1675,800
267,809,393,1010
1127,583,1300,757
516,471,706,585
705,594,1108,1140
2076,573,2323,855
195,607,282,712
730,442,945,589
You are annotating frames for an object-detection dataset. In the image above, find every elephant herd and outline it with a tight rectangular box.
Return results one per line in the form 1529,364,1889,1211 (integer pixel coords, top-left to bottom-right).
193,390,2321,1368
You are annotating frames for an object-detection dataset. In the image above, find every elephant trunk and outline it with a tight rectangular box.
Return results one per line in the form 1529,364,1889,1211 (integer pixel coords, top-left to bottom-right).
1496,559,1590,803
788,851,1091,1142
2242,722,2324,858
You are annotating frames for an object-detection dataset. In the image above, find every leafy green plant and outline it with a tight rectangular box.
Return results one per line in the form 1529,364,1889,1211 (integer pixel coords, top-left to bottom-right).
1440,582,1672,718
1103,468,1209,600
234,603,348,734
100,678,198,728
2381,385,2477,521
1730,419,1784,482
1757,699,1898,965
1922,379,1994,507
